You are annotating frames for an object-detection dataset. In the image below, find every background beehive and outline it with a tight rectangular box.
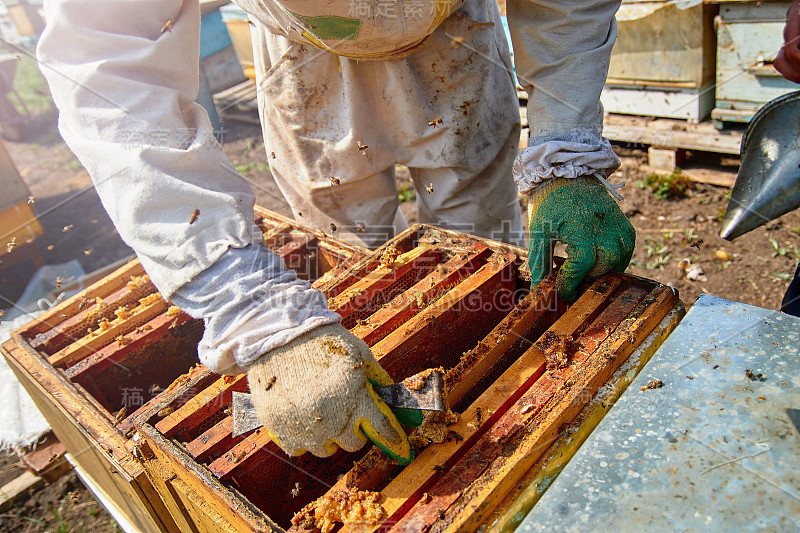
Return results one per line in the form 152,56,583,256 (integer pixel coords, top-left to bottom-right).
132,225,683,533
0,207,367,533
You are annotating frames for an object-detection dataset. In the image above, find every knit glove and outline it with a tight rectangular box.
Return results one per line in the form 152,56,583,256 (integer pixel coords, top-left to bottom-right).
527,176,636,301
247,323,416,464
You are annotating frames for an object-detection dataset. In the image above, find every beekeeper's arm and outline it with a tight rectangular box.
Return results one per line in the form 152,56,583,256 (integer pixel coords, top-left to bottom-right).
38,0,412,464
508,0,635,301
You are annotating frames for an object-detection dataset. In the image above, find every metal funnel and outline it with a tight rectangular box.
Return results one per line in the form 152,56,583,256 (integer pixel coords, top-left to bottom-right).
720,91,800,241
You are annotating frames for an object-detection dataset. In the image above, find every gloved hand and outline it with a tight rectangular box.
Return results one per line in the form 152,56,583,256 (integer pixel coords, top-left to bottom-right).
775,0,800,83
247,322,416,464
527,176,635,301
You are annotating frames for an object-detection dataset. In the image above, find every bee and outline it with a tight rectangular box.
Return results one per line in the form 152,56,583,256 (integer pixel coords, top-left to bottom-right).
0,310,4,316
426,183,434,194
356,223,365,232
270,152,276,159
329,176,341,186
428,118,443,128
115,406,128,424
55,277,63,289
27,196,36,205
437,509,446,520
745,369,764,381
447,430,463,442
160,18,175,34
433,464,446,473
291,482,302,498
264,376,277,391
231,450,247,463
6,237,16,253
330,222,337,232
357,141,368,154
297,212,303,217
689,239,704,249
157,407,174,418
62,224,73,232
475,407,482,422
450,36,464,49
352,362,363,370
189,209,200,224
640,380,663,391
47,244,54,251
78,296,92,310
84,249,92,256
61,314,68,319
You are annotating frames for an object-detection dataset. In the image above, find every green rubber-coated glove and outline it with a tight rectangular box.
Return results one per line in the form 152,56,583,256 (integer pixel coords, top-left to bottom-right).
247,323,418,465
527,176,636,301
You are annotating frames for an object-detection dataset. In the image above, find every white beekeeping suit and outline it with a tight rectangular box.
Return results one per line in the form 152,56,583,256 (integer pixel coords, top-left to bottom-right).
38,0,622,461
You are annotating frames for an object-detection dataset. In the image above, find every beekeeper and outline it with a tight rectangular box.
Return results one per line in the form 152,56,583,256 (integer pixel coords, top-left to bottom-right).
38,0,633,464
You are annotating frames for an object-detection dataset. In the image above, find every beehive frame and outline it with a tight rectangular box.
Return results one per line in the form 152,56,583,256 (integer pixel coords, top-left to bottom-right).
132,225,683,533
0,207,367,533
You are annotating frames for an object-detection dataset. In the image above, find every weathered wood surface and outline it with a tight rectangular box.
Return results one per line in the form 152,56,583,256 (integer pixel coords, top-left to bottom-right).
22,260,145,340
432,287,678,533
48,298,168,368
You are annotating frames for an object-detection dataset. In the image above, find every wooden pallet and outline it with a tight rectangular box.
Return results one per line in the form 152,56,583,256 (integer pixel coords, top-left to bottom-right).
132,225,683,533
214,79,259,125
603,113,743,155
0,207,367,533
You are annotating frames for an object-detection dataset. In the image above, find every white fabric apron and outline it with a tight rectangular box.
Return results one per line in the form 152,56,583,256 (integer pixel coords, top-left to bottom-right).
244,0,524,247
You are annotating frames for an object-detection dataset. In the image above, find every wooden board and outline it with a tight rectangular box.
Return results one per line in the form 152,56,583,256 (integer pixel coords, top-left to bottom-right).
0,471,45,513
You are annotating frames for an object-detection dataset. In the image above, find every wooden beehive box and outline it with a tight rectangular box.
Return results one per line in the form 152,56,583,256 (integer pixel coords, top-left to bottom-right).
0,207,366,533
131,225,683,533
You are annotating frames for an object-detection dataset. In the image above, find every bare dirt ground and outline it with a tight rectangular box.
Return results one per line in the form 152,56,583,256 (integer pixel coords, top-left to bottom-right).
2,59,798,532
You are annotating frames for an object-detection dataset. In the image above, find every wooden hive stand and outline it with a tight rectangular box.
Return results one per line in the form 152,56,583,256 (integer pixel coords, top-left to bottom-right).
0,206,367,533
131,225,684,532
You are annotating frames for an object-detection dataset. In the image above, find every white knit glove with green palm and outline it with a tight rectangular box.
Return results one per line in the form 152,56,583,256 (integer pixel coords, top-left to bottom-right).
247,323,416,464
